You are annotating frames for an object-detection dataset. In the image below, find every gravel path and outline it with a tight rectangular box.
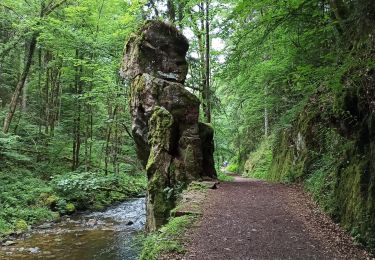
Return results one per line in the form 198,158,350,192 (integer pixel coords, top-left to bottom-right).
182,177,372,260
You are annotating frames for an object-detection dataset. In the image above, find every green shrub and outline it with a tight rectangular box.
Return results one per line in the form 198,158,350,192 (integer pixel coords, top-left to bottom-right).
217,172,234,182
15,219,28,231
226,163,238,173
0,219,12,236
65,203,76,214
243,136,273,179
140,215,195,260
52,171,146,209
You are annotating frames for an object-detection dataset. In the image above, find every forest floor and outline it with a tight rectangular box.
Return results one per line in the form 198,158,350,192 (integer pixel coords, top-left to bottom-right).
180,176,373,260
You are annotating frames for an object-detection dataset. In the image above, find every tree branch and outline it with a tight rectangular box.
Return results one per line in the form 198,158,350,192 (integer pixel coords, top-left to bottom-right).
0,3,21,17
44,0,69,16
121,123,134,139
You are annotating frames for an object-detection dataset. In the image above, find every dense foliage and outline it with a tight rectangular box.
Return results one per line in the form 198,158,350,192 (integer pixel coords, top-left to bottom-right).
0,0,147,237
1,0,375,253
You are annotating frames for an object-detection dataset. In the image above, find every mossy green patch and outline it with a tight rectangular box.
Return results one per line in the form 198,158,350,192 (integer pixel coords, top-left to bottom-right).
267,87,375,251
140,181,208,259
65,203,76,214
140,215,196,260
217,172,234,182
15,219,28,232
243,135,274,180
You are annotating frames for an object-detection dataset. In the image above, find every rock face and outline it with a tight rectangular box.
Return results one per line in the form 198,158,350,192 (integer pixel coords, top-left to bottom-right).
121,20,216,232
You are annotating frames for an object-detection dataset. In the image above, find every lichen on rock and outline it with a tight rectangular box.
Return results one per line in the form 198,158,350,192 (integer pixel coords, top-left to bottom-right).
121,20,216,232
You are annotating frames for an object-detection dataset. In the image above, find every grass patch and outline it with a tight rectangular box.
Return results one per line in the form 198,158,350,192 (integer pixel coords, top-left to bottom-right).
139,215,196,260
226,163,238,173
217,171,234,182
140,181,210,259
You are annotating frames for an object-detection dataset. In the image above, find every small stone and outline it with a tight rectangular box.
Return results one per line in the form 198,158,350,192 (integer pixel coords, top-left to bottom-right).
96,220,105,225
3,241,16,246
28,247,40,254
39,223,53,229
86,219,96,226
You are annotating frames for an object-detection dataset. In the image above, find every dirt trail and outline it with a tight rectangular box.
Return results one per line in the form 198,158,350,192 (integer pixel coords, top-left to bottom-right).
182,176,372,260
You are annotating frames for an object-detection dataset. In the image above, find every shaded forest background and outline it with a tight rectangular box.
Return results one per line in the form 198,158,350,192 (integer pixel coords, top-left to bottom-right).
1,0,375,251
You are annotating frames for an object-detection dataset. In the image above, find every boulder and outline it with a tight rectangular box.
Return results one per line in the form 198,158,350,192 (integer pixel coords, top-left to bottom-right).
121,20,216,232
121,21,189,83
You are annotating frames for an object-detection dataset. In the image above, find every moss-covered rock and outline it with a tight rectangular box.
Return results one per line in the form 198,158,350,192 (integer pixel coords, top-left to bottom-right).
122,20,217,232
15,219,28,232
269,84,375,249
65,203,76,214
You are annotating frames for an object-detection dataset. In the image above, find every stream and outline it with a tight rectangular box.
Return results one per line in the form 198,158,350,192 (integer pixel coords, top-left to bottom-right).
0,198,146,260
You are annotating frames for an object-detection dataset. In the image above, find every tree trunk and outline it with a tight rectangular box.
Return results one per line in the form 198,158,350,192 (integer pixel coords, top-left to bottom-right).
204,0,211,123
264,85,269,136
2,0,69,133
330,0,349,32
167,0,176,22
72,50,82,170
3,34,37,133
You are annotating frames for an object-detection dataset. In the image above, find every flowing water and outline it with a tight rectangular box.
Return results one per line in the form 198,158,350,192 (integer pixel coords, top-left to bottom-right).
0,198,146,260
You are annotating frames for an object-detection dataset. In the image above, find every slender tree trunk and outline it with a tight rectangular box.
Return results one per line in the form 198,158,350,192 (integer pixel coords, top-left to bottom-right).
38,49,43,135
197,3,207,119
22,82,27,111
167,0,176,22
330,0,349,32
21,44,27,112
264,85,269,136
44,51,51,135
72,50,82,170
104,123,112,175
3,34,37,133
2,0,69,133
204,0,211,123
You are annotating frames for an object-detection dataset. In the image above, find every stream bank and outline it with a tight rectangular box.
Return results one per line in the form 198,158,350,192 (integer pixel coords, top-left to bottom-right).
0,198,145,260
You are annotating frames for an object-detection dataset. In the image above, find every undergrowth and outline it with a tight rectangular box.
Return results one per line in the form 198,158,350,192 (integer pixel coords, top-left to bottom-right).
139,215,196,260
217,171,234,182
0,168,146,239
226,163,238,173
243,135,274,180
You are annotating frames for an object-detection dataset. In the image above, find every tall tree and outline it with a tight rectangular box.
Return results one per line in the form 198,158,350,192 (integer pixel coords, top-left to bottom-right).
2,0,69,133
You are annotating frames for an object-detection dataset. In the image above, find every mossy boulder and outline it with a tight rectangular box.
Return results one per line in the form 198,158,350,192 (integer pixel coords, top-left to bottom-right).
65,203,76,214
122,20,217,232
15,219,28,232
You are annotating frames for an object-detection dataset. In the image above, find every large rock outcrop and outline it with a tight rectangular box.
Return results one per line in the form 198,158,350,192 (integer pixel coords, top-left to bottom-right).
121,21,216,232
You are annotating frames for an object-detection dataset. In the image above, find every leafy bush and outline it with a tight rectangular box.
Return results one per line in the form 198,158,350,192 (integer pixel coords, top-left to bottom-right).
15,219,28,231
0,169,57,236
52,171,146,209
243,136,273,179
226,163,238,173
0,133,30,167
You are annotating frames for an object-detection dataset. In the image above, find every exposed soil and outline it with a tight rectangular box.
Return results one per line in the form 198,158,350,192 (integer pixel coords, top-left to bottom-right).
179,176,373,260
